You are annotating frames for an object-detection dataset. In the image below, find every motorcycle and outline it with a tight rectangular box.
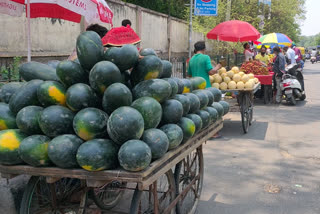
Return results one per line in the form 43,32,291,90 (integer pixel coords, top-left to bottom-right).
280,63,306,105
311,56,316,64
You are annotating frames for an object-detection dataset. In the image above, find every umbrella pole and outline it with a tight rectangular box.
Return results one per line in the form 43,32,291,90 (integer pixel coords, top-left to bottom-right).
27,0,31,62
188,0,193,59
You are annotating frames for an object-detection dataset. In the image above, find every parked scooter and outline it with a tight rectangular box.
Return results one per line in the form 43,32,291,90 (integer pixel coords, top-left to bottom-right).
280,63,306,105
311,56,316,64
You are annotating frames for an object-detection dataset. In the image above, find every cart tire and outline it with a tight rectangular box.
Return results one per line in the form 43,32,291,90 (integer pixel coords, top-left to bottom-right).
248,94,253,126
288,96,296,105
20,176,87,214
240,93,250,133
129,170,176,214
89,181,126,210
174,146,204,214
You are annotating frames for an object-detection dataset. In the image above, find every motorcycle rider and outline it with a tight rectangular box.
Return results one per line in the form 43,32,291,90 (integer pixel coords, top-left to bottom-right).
283,46,296,65
272,47,286,104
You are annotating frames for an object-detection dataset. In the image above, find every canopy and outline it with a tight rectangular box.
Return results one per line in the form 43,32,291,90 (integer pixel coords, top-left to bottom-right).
206,20,261,42
258,33,292,47
0,0,24,17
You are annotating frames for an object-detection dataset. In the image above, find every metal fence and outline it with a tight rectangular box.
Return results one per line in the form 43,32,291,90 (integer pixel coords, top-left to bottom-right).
0,57,21,83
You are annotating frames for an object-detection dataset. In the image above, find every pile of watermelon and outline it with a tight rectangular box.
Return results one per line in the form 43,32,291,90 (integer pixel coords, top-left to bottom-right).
0,31,229,172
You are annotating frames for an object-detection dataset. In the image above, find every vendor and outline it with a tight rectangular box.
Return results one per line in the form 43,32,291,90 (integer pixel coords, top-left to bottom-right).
243,43,254,61
255,46,269,65
188,41,221,88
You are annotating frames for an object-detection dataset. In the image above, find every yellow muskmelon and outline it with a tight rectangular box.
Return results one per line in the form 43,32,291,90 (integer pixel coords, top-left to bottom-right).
212,83,220,89
232,66,239,73
209,75,214,83
228,81,237,89
248,73,255,79
241,74,250,83
254,77,259,84
238,71,245,77
245,81,253,89
218,67,227,75
219,82,228,90
223,76,231,84
214,75,222,83
227,70,234,78
233,74,241,82
237,81,245,90
221,73,228,78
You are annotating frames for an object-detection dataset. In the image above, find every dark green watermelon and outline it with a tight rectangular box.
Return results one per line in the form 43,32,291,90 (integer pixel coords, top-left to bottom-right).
104,44,139,71
56,60,88,87
207,87,222,102
19,135,51,166
140,48,157,57
76,139,119,171
190,77,207,90
183,93,200,113
9,80,43,114
160,124,183,150
193,90,209,109
0,82,23,103
161,60,172,78
76,31,104,70
107,107,144,145
181,79,193,93
163,78,178,97
172,78,184,94
130,55,162,85
47,60,60,69
173,94,190,116
142,128,169,160
131,97,162,129
37,81,67,107
38,105,74,137
0,129,28,165
132,79,172,103
0,103,17,130
219,101,230,115
66,83,99,112
19,61,59,82
102,83,132,115
195,110,211,129
203,89,214,106
73,108,109,141
203,107,219,124
118,140,152,172
177,117,195,143
16,106,43,135
89,61,122,95
121,70,132,89
161,99,183,124
211,102,224,118
186,114,203,134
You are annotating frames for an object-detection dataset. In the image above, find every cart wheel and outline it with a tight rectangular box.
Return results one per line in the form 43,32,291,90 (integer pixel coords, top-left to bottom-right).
248,93,253,126
130,169,176,214
174,146,204,214
89,181,126,210
20,176,87,214
239,93,250,133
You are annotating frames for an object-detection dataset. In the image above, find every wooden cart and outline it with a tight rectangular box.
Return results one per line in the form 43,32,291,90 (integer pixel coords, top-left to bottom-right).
0,119,223,214
222,83,260,134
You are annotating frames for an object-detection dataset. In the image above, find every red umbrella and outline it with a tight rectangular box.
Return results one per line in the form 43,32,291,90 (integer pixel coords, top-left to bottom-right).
206,20,260,42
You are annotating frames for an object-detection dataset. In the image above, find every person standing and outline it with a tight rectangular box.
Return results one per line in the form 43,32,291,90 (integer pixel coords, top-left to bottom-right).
272,47,286,104
243,43,254,61
292,44,304,68
188,41,221,88
255,46,269,65
283,45,296,65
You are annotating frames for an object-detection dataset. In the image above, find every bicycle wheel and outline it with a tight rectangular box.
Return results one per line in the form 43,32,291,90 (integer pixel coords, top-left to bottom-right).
130,170,176,214
240,93,249,133
174,146,204,214
89,181,126,210
20,176,87,214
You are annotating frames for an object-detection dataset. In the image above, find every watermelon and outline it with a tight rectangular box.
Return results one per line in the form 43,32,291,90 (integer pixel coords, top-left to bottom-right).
38,105,75,137
142,129,169,160
193,90,209,109
0,129,27,165
207,87,222,102
118,140,152,172
177,117,195,143
140,48,157,57
190,77,207,90
56,60,88,87
183,93,200,113
19,135,51,167
211,102,224,118
19,61,59,81
130,55,162,85
0,82,23,103
0,103,17,130
16,106,43,135
203,89,214,106
121,70,132,89
102,83,132,115
47,60,60,69
9,80,43,114
195,110,211,129
76,139,119,171
219,101,230,115
37,81,67,107
186,114,203,134
131,97,162,129
89,61,122,95
76,31,104,70
66,83,99,112
181,79,193,93
161,99,183,124
104,44,139,71
73,108,109,141
173,94,190,116
163,78,178,97
172,78,184,94
159,124,183,150
48,134,83,168
161,60,172,78
132,79,172,103
203,107,219,124
107,107,144,145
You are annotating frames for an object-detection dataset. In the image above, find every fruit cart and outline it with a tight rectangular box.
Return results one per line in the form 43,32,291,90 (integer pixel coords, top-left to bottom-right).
0,119,223,214
255,73,273,104
222,83,260,133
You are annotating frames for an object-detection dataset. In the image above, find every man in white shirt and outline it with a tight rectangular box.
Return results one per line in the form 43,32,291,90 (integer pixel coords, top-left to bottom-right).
284,46,296,64
243,43,254,61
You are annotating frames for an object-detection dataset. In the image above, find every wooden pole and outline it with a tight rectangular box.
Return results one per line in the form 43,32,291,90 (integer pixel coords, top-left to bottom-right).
27,0,31,62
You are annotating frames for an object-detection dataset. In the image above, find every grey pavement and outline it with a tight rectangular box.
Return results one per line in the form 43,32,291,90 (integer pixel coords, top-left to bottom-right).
197,62,320,214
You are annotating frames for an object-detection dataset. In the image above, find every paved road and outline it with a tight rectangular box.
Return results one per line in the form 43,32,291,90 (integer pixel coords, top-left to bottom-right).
197,62,320,214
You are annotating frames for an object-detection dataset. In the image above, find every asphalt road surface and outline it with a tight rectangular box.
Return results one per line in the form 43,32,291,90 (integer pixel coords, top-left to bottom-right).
197,61,320,214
